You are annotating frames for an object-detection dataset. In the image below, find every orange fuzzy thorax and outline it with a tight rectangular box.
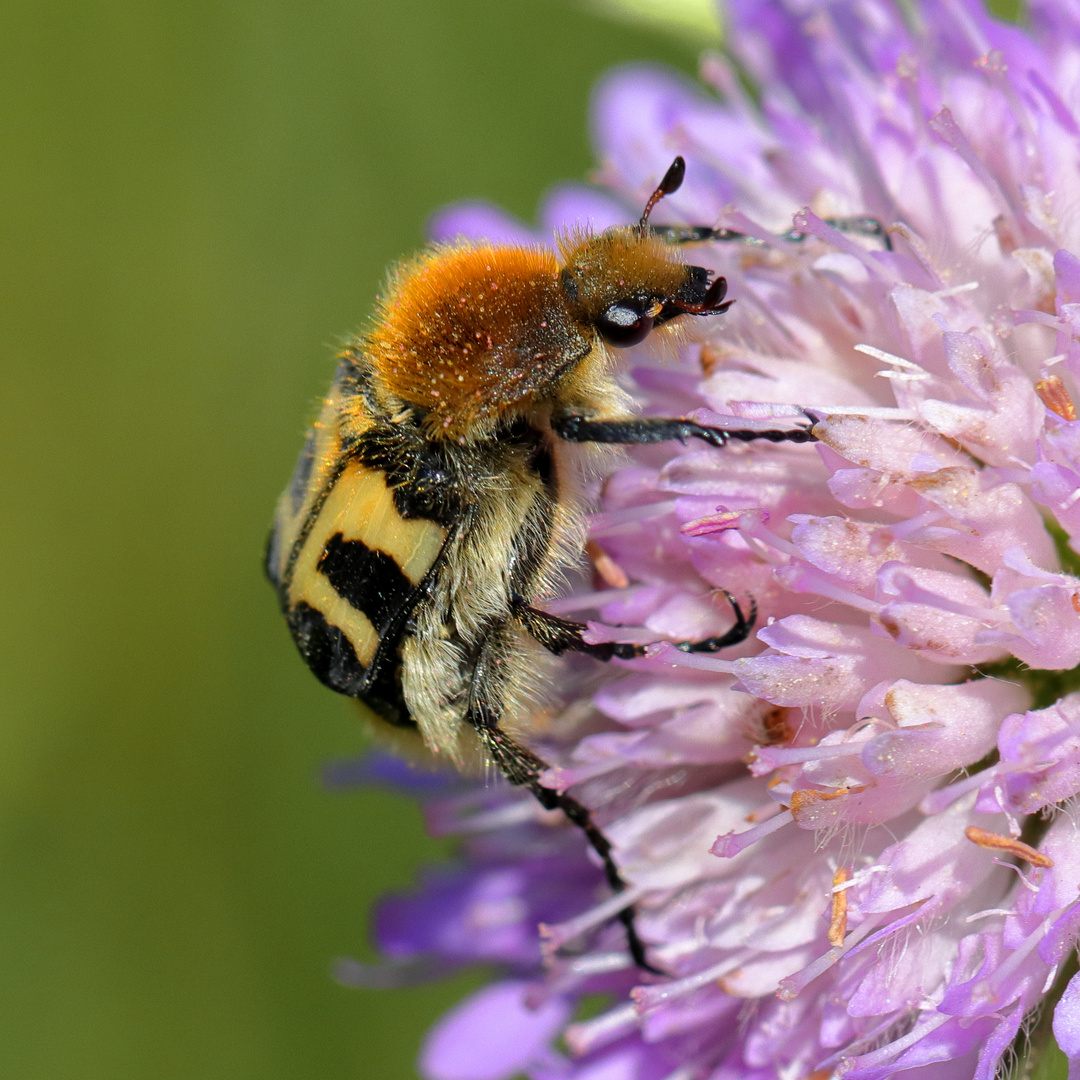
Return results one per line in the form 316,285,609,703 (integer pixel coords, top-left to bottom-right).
365,244,584,439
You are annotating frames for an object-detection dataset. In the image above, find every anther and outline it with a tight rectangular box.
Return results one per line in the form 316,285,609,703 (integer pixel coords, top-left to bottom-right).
1035,375,1077,420
828,866,850,946
965,826,1054,867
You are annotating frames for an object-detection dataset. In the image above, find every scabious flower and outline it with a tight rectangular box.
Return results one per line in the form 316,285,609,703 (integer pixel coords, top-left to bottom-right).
363,2,1080,1077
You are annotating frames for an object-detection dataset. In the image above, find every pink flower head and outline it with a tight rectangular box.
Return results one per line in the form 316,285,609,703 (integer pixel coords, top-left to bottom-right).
370,2,1080,1077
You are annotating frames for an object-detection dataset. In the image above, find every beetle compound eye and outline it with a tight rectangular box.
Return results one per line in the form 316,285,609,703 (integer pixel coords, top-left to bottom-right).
598,303,654,347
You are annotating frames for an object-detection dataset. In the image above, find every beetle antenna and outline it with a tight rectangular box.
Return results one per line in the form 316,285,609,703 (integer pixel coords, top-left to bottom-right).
639,156,686,231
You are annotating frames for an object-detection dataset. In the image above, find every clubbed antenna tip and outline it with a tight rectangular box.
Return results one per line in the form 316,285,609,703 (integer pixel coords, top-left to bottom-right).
639,156,686,230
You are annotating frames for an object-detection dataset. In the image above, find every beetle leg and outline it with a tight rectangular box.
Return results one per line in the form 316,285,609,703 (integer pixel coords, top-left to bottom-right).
466,631,662,974
518,591,755,658
516,605,645,660
553,413,817,449
650,215,892,251
673,591,757,654
475,724,662,976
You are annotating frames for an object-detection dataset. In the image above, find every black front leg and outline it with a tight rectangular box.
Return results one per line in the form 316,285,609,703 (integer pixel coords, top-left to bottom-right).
552,413,817,449
650,215,893,251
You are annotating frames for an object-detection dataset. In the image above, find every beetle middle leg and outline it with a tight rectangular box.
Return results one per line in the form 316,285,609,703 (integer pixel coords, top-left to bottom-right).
465,627,661,974
517,591,756,659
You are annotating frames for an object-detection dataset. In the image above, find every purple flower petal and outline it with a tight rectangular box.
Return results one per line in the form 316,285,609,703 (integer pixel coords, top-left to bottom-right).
427,202,538,245
419,980,571,1080
539,184,631,236
1054,966,1080,1058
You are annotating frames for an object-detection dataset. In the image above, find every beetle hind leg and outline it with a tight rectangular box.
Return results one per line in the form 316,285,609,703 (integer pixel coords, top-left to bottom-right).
466,633,662,974
474,723,662,975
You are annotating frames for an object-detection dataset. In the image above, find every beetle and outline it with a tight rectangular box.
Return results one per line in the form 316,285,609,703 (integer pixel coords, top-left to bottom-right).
267,157,822,970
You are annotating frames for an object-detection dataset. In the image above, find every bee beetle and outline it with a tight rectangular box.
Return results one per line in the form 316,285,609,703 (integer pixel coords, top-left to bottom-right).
267,158,817,971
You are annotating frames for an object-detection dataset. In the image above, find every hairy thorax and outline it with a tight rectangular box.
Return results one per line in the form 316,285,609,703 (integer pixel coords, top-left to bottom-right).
364,245,594,440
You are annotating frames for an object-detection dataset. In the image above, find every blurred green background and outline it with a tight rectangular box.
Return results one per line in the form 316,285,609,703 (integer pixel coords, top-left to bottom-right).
0,1,695,1076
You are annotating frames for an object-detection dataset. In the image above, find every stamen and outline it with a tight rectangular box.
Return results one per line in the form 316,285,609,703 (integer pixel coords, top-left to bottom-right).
965,908,1013,923
632,954,746,1011
982,914,1057,999
889,507,951,541
543,585,641,615
854,343,924,370
964,826,1054,867
540,884,648,955
842,1012,951,1071
1035,374,1077,420
919,769,992,814
1028,69,1080,135
681,508,797,563
829,867,850,946
777,913,885,1000
776,566,883,614
565,1001,640,1056
799,404,919,419
791,209,894,278
646,642,740,673
560,951,635,978
586,539,630,588
845,901,929,961
589,500,678,536
833,863,888,893
711,808,794,857
749,740,869,774
681,509,746,537
933,280,980,297
991,859,1042,890
714,209,783,247
812,1010,922,1073
1011,307,1065,329
929,107,1024,229
745,800,784,823
877,369,931,383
